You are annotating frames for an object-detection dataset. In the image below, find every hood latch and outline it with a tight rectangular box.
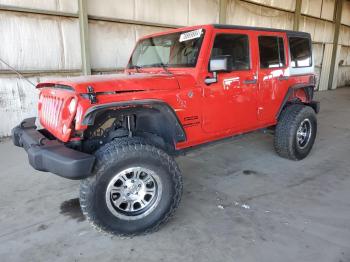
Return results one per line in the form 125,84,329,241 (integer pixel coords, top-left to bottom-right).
87,86,97,104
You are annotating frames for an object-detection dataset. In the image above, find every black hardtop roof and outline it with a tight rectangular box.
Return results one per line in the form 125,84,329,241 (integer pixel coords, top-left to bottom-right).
212,24,311,38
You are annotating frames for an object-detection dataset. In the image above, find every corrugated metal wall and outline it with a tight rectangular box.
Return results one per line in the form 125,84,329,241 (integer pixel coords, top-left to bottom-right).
338,1,350,87
0,0,349,136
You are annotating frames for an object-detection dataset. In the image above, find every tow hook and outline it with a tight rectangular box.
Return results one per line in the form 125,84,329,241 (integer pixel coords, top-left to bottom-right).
87,86,97,104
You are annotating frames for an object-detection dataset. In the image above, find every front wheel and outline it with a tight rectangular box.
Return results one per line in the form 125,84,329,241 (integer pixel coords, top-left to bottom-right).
274,104,317,160
79,137,183,236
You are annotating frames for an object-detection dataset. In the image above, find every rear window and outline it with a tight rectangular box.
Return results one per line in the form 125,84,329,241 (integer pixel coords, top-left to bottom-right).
258,36,285,69
289,37,312,68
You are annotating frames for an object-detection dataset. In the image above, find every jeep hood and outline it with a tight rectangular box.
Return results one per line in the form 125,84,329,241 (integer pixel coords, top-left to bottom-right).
36,73,180,93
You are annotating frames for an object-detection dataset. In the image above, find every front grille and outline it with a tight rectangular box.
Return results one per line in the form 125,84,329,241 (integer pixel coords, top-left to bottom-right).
40,95,64,130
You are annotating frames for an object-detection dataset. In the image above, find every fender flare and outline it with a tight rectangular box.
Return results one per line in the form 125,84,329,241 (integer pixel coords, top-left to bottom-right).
276,83,316,119
82,99,186,143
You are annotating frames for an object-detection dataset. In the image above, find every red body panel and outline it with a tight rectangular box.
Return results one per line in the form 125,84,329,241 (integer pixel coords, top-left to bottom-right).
36,24,314,149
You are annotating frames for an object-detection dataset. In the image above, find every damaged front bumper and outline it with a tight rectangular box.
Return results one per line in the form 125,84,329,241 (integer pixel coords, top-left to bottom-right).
11,117,95,180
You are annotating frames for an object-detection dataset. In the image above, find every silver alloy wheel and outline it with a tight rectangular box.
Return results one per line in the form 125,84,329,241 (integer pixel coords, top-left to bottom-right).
105,167,162,220
296,118,312,149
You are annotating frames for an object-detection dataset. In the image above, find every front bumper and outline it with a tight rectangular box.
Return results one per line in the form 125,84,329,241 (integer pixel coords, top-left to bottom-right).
12,117,95,180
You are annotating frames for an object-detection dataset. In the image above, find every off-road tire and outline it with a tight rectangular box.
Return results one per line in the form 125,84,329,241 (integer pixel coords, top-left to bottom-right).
274,104,317,160
79,137,183,236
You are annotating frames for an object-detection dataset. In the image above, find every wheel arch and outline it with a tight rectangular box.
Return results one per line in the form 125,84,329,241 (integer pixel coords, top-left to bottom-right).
276,83,317,119
82,99,186,150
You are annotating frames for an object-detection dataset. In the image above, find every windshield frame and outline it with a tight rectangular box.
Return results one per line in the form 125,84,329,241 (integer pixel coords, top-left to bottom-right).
127,29,206,70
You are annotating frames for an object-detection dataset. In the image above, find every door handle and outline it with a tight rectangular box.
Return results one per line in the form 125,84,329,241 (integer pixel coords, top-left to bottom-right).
243,79,257,84
278,76,289,81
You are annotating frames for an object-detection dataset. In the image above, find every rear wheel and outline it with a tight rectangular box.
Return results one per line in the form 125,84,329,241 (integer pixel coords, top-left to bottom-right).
79,137,183,236
274,104,317,160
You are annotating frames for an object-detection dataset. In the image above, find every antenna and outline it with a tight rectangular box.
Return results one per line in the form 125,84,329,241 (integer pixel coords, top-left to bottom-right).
0,57,37,88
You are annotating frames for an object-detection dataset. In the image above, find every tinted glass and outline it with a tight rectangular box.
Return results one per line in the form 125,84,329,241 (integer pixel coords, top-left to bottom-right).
289,37,312,67
258,36,285,68
211,34,250,70
128,29,205,68
278,37,285,66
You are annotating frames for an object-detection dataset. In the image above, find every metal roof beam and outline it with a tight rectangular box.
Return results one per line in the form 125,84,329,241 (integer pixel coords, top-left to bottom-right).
219,0,228,24
78,0,91,75
293,0,302,31
328,0,344,90
0,5,78,18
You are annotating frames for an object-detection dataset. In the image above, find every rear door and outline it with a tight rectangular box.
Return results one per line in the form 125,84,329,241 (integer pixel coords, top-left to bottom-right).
202,30,258,133
256,32,290,124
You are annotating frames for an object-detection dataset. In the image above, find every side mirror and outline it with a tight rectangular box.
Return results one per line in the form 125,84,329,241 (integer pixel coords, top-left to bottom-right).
209,55,233,72
205,55,233,85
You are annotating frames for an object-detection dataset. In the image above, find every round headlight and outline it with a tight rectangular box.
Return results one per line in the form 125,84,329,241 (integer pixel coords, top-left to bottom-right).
68,98,77,114
62,124,68,134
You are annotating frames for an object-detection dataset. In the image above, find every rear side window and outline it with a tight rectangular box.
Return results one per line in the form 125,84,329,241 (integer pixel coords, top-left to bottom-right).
211,34,250,70
289,37,312,67
258,36,285,68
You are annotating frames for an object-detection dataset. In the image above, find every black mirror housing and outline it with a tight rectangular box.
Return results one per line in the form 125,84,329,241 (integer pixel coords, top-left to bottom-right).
209,55,233,73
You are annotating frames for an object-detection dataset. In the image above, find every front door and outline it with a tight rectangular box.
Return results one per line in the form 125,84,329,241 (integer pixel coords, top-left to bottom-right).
202,31,258,133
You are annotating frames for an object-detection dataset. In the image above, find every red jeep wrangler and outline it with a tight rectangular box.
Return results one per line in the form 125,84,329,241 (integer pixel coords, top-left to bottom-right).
12,24,319,236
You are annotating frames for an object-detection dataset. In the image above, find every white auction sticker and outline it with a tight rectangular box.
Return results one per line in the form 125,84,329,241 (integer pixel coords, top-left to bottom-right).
179,29,203,42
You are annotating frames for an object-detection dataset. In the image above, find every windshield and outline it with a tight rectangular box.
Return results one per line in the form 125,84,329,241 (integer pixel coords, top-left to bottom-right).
128,29,205,69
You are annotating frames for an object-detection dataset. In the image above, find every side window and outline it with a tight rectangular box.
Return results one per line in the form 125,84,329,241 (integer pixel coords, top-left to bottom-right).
289,37,312,67
278,38,285,66
258,36,285,68
211,34,250,70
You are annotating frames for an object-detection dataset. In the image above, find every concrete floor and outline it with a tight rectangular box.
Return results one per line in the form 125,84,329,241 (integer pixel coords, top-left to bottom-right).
1,88,350,262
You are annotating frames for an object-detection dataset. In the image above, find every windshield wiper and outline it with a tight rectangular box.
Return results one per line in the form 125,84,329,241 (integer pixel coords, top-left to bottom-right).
160,63,172,75
134,65,143,73
131,64,172,75
151,62,172,75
